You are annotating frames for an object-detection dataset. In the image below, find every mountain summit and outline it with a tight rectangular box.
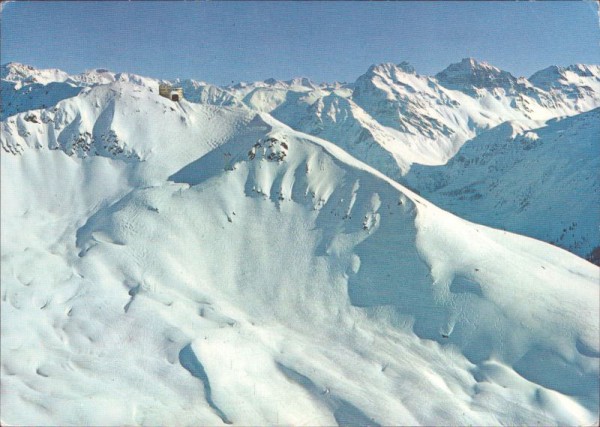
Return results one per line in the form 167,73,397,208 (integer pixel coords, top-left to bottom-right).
435,58,523,93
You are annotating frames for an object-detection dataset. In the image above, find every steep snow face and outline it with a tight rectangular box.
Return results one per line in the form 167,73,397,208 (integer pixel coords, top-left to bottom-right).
406,108,600,261
351,62,469,165
236,86,433,176
285,93,410,173
1,80,83,120
1,63,84,120
271,92,444,175
350,62,535,169
1,80,599,426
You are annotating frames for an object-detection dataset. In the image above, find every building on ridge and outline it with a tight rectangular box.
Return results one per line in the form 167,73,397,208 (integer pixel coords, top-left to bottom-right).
159,84,184,101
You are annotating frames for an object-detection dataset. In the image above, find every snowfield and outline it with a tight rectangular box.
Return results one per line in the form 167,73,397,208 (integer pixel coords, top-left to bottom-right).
1,63,599,426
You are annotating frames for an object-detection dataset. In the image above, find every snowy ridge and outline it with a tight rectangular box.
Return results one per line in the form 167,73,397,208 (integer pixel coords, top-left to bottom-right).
1,62,72,89
530,64,600,93
221,59,600,177
350,59,600,171
406,108,600,260
1,77,599,425
1,62,160,90
1,82,258,178
174,80,241,107
4,59,599,175
1,63,160,120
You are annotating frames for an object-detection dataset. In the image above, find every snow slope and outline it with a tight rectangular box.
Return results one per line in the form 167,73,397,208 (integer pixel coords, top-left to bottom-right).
406,108,600,261
1,80,599,425
1,80,82,120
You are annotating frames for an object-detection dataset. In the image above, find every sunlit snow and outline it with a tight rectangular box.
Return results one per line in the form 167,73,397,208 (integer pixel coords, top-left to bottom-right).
1,61,599,426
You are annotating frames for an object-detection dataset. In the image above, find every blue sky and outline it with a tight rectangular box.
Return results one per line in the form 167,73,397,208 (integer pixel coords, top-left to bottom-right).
2,1,599,85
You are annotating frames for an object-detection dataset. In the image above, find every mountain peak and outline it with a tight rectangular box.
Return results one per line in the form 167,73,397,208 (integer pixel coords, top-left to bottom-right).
1,62,32,73
285,76,318,89
435,58,519,93
566,64,600,77
458,57,499,72
529,64,600,91
396,61,416,74
1,62,73,89
263,77,279,85
366,61,417,77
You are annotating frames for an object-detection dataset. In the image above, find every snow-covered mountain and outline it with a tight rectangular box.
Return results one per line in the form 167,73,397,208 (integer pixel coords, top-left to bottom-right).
1,63,159,120
5,59,598,171
351,59,599,169
219,59,600,177
1,62,72,88
435,58,525,94
405,108,600,261
1,62,599,425
530,64,600,104
2,59,598,255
